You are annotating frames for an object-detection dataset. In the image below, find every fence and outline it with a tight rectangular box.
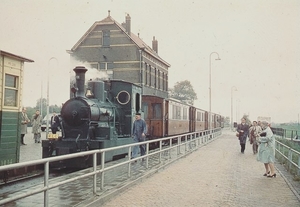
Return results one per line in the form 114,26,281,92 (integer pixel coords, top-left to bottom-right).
272,127,300,140
0,128,222,206
275,136,300,177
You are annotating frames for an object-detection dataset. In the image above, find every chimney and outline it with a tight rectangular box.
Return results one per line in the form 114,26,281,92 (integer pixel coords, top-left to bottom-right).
152,36,158,53
125,14,131,35
73,66,88,97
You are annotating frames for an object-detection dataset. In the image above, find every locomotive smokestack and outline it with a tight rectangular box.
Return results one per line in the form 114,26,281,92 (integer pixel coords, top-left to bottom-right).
73,66,88,97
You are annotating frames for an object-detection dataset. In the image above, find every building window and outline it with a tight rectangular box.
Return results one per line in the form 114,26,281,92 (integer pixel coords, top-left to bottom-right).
102,30,110,47
154,68,157,88
149,66,152,87
100,62,114,70
145,63,148,85
90,63,99,69
4,74,18,107
158,70,160,89
162,72,165,91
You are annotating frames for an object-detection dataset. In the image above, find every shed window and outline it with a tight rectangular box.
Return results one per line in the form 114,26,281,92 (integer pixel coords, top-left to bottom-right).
4,74,18,107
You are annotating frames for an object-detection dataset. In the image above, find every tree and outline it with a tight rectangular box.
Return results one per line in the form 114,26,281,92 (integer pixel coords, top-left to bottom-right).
169,80,197,105
35,98,62,117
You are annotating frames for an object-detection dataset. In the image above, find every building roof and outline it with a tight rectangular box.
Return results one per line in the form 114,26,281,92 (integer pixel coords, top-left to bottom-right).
68,14,170,67
0,50,34,62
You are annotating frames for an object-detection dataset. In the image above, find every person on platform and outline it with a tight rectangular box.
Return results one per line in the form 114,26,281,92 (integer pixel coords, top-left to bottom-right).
257,121,276,178
20,107,30,145
50,113,60,134
31,110,42,143
249,121,262,154
236,117,249,154
132,112,147,161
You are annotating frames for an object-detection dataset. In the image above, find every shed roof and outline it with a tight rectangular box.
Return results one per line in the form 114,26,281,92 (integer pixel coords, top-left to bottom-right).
0,50,34,62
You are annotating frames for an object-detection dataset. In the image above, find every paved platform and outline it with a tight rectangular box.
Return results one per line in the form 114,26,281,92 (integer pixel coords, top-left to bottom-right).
89,130,300,207
14,129,300,206
19,127,46,163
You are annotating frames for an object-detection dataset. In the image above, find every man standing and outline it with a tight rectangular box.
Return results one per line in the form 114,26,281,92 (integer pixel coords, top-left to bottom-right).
20,107,30,145
237,117,249,154
32,110,42,143
132,112,147,160
50,113,60,134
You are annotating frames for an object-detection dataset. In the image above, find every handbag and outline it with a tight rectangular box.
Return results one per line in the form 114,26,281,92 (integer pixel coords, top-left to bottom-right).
260,132,266,137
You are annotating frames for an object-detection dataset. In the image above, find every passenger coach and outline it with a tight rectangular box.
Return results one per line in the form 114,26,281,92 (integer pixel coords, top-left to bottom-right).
142,95,224,143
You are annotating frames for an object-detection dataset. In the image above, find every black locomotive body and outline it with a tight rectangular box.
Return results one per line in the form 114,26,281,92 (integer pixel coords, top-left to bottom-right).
42,66,142,168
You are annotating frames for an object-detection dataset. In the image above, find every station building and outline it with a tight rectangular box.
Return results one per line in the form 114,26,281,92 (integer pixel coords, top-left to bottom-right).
0,50,33,166
67,11,170,98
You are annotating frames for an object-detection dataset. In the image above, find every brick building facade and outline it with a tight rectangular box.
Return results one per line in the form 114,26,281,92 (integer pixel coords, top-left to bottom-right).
67,11,170,98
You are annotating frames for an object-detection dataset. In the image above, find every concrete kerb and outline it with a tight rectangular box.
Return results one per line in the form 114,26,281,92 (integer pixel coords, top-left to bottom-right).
274,164,300,202
77,135,221,207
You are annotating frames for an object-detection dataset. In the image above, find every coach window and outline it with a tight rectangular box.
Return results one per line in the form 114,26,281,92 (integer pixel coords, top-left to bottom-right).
183,108,187,120
142,102,148,118
102,30,110,47
4,74,18,107
152,103,162,119
135,93,141,112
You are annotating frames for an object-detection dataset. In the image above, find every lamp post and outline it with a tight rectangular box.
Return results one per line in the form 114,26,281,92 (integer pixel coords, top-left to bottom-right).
46,57,58,139
209,52,221,137
231,86,237,131
236,99,240,123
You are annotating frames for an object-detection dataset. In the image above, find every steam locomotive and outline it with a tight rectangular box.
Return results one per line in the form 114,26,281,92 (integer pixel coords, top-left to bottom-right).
42,66,142,168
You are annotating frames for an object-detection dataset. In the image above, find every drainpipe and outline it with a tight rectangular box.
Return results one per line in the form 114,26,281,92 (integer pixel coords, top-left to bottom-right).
139,49,143,95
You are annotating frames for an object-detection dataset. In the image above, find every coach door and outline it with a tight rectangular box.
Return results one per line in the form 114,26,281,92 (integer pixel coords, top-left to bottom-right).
205,111,208,130
189,107,195,132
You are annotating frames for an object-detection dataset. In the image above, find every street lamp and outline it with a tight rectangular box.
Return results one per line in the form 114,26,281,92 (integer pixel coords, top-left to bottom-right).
46,57,58,139
209,52,221,136
231,86,237,131
236,99,240,123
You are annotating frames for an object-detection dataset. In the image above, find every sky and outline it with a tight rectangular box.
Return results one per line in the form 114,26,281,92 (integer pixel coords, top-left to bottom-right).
1,0,299,123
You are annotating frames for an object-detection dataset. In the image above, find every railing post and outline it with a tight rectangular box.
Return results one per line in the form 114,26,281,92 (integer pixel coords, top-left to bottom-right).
146,143,149,168
44,161,49,207
297,156,300,176
93,153,97,194
177,136,180,155
100,151,105,190
288,148,292,172
169,138,172,159
128,146,132,177
159,140,162,163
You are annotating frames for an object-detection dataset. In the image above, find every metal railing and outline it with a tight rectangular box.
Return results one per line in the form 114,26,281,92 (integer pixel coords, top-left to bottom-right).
275,136,300,176
0,128,222,206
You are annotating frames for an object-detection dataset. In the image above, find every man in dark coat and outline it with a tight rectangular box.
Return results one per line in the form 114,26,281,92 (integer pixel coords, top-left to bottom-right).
50,113,60,134
237,118,249,154
132,112,147,160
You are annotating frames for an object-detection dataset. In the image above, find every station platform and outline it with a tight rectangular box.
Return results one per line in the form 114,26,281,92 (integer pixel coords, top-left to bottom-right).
9,130,300,206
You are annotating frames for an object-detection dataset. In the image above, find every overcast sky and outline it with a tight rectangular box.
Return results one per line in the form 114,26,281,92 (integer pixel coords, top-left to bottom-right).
1,0,299,123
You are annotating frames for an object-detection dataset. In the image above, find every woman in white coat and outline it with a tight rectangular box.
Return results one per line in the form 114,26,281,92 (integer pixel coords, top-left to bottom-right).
257,121,276,178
